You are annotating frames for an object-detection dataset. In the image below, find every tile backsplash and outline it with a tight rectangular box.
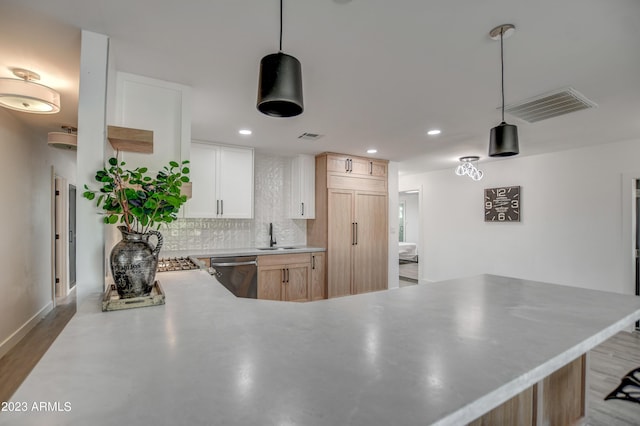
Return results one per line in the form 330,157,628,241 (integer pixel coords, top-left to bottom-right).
160,153,307,253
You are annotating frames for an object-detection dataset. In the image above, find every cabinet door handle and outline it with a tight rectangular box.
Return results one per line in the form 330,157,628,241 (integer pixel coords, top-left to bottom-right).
352,223,355,245
369,161,373,175
345,159,349,172
349,159,353,173
282,268,285,283
216,200,220,215
355,222,358,245
286,268,290,283
301,202,304,216
220,200,224,216
312,255,316,270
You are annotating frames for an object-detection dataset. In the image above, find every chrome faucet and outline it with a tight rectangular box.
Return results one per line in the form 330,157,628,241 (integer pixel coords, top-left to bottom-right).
269,223,277,247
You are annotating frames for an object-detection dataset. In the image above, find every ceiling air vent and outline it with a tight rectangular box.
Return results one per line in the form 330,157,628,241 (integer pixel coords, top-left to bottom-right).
298,132,323,141
504,87,597,123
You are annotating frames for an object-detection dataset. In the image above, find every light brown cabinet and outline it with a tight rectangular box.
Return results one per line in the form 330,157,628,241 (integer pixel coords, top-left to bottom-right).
310,252,326,300
308,153,388,299
257,253,311,302
325,153,388,178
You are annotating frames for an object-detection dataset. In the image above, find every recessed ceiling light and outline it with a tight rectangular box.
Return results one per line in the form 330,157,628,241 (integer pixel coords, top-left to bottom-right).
427,129,441,136
239,129,252,135
367,149,377,154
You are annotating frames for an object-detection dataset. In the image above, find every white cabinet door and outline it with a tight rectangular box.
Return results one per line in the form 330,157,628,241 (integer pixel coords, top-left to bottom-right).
218,147,254,219
185,143,217,218
185,142,254,219
289,154,315,219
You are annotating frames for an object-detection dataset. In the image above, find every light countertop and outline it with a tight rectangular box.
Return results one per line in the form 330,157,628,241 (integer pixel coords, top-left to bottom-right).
3,273,640,425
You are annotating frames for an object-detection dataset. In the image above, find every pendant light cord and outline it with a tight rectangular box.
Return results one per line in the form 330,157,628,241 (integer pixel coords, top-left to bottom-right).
279,0,283,52
500,28,505,123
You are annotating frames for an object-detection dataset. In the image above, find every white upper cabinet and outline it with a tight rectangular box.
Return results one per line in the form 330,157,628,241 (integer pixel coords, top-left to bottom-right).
113,72,191,172
289,154,315,219
185,142,254,219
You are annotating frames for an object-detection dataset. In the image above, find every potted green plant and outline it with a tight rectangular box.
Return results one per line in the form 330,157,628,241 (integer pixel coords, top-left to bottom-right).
83,157,190,298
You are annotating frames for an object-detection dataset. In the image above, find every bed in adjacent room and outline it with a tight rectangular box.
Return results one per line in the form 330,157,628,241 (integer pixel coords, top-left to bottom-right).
399,241,418,263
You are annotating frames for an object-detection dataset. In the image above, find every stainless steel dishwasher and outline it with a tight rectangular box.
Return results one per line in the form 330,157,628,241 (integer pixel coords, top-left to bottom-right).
209,256,257,298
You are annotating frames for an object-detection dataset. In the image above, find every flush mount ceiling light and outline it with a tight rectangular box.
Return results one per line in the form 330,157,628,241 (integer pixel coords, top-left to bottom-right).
257,0,304,118
488,24,518,157
427,129,441,136
367,149,377,154
48,125,77,150
0,68,60,114
238,129,252,135
455,156,484,181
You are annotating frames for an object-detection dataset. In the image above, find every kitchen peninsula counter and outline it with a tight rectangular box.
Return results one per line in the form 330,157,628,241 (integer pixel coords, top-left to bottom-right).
3,273,640,425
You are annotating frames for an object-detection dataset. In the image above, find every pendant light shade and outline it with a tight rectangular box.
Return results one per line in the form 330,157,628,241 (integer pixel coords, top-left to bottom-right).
256,0,303,117
257,52,303,117
0,69,60,114
488,24,518,157
489,122,518,157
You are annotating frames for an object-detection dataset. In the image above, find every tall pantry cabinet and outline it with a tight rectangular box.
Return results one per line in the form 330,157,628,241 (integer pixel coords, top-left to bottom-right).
308,153,388,298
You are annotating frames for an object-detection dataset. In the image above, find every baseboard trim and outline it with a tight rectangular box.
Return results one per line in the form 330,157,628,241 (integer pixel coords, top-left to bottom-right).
0,301,54,359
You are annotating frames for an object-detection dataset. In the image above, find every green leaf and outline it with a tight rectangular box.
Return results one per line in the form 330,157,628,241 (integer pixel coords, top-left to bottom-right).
83,191,95,200
138,167,148,174
180,176,189,182
108,157,118,166
181,167,190,174
169,161,179,168
107,215,118,224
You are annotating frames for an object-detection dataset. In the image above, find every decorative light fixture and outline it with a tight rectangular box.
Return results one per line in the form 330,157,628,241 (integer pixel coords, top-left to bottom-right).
238,129,252,135
455,156,484,181
488,24,518,157
427,129,441,136
48,125,77,150
0,68,60,114
257,0,304,117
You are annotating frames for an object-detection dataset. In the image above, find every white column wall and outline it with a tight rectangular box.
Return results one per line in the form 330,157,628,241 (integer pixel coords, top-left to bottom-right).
76,31,109,299
400,139,640,294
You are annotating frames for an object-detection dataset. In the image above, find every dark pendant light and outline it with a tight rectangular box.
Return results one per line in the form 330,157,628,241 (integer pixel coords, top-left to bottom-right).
257,0,303,117
489,24,519,157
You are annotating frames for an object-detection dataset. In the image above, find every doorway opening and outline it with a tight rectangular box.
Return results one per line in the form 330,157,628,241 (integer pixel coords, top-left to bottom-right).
54,177,77,303
635,180,640,330
399,190,419,286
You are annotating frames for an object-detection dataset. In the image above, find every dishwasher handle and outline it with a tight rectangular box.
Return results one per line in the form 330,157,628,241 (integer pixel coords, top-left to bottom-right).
210,260,257,267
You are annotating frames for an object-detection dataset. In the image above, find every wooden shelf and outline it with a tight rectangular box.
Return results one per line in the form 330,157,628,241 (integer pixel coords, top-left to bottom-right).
108,125,153,153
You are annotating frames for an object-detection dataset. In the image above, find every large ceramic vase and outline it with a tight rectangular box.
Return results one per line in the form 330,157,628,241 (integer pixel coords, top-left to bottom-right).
111,226,163,298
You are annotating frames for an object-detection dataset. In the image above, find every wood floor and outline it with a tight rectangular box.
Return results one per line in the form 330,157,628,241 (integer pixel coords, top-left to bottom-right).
1,290,639,426
586,330,640,425
0,292,76,403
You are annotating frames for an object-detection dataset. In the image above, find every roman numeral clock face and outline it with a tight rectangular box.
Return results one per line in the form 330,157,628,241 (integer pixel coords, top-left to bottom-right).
484,186,520,222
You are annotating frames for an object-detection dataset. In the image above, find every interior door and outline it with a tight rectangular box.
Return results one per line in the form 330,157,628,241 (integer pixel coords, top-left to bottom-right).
69,184,77,289
327,189,354,297
353,192,388,294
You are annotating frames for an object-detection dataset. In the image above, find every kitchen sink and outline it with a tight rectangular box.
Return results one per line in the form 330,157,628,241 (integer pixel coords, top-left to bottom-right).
257,247,296,251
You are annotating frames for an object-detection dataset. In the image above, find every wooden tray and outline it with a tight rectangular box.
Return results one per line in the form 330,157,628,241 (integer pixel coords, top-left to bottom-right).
102,281,165,312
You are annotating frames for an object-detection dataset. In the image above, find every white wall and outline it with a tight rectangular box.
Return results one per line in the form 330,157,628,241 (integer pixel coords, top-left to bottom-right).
0,108,77,358
400,139,640,295
76,30,109,298
388,161,400,289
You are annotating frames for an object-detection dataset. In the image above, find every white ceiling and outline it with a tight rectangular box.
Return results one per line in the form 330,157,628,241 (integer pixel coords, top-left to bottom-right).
1,0,639,175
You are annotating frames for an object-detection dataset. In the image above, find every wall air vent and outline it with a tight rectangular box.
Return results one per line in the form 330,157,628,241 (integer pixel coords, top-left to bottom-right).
504,87,597,123
298,132,323,141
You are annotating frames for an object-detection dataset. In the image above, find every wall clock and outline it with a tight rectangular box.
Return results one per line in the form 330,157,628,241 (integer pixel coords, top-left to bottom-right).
484,186,520,222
